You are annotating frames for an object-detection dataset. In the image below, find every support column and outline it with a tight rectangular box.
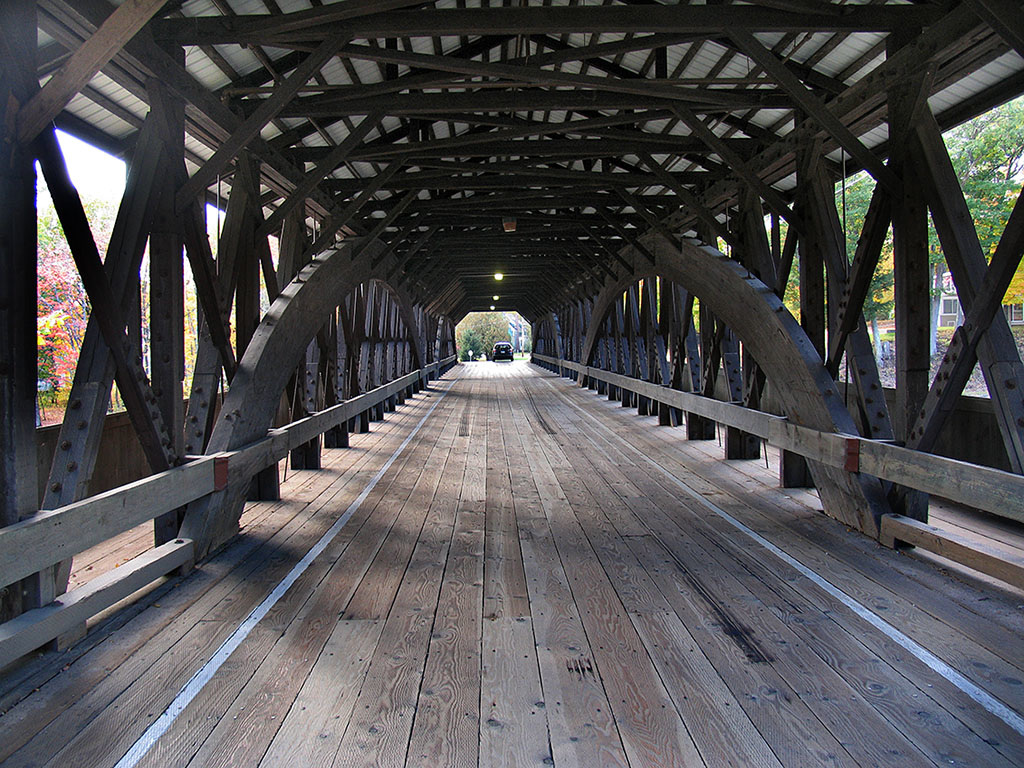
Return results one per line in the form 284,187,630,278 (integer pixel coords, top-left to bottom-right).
149,68,186,545
722,330,759,459
784,145,828,484
323,423,349,448
688,297,716,439
0,0,40,620
888,30,930,520
278,210,322,472
324,308,350,449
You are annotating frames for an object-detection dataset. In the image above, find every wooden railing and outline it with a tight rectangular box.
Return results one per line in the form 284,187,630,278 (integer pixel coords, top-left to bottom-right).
0,356,457,669
533,354,1024,590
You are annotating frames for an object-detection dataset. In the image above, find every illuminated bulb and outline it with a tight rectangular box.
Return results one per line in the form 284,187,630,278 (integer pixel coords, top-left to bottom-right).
493,295,500,301
494,272,504,281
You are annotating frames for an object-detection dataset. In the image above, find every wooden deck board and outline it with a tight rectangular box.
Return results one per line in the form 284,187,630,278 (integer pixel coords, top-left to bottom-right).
2,362,1022,767
538,377,1024,763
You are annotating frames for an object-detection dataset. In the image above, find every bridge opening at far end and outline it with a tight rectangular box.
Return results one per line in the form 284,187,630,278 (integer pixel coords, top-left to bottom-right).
457,311,531,362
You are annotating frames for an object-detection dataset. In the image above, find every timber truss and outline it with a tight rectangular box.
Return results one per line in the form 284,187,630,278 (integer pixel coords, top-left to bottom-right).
2,0,1024,638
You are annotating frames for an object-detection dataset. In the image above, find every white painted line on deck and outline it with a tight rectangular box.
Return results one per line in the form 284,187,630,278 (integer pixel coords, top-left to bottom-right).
114,373,457,768
547,373,1024,738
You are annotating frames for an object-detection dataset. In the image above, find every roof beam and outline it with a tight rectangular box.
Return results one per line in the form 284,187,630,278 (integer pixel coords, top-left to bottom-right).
526,32,698,72
151,5,944,45
256,110,383,239
310,136,760,163
17,0,168,142
338,43,770,108
176,31,348,210
306,159,405,255
274,88,790,118
316,111,675,160
671,105,802,232
731,29,900,194
323,168,709,195
964,0,1024,61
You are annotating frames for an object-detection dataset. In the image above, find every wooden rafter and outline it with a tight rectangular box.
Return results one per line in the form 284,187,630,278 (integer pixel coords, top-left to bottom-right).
17,0,167,143
151,5,944,45
176,32,348,210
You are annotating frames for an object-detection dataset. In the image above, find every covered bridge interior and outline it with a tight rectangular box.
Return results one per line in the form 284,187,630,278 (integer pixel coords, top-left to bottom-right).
2,1,1024,766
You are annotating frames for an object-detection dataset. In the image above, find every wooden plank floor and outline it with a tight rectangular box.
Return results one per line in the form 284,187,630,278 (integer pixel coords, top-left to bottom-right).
2,361,1023,767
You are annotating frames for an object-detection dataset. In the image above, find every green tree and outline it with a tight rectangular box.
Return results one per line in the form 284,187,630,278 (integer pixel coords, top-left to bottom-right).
944,96,1024,303
456,312,512,360
838,171,895,359
457,327,484,361
828,96,1024,361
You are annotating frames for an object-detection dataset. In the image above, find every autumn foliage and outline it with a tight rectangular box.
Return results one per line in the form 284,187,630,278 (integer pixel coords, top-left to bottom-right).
36,195,112,392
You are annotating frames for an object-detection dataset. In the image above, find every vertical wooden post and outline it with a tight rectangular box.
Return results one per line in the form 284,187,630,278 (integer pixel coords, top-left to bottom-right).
798,154,827,359
784,144,828,483
249,465,281,500
323,308,350,448
687,296,716,439
726,194,767,460
148,67,187,545
0,0,41,620
888,30,930,520
239,159,280,501
324,422,349,448
722,330,759,460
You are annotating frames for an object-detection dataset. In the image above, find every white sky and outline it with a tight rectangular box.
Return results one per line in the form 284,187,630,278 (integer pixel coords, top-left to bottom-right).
50,129,127,202
42,129,226,239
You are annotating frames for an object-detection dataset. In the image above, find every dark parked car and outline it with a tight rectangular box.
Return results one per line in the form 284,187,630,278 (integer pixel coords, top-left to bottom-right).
492,342,514,361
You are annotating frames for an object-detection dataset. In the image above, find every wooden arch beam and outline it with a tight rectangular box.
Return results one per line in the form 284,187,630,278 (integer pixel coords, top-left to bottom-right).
533,313,563,362
578,232,890,537
371,277,426,373
180,238,438,558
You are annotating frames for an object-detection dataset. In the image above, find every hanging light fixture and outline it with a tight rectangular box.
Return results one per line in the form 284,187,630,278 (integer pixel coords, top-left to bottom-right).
502,216,516,233
493,295,500,301
494,272,504,281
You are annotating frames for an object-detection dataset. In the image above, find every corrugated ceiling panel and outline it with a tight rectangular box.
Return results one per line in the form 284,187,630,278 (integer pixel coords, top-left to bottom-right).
812,33,887,80
90,70,148,114
183,47,232,91
748,109,791,133
857,123,890,152
319,58,352,85
348,57,383,84
221,0,279,14
179,0,219,17
931,53,1024,121
65,94,136,139
209,43,263,79
348,162,377,178
679,41,732,80
618,50,650,74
